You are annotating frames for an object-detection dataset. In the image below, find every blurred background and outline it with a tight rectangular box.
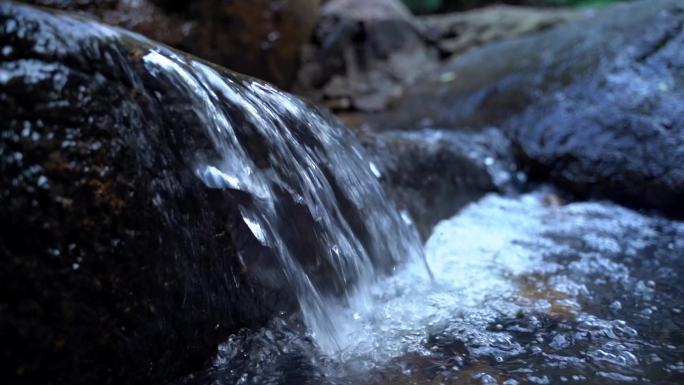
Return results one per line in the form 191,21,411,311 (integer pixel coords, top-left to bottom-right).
403,0,625,13
22,0,630,98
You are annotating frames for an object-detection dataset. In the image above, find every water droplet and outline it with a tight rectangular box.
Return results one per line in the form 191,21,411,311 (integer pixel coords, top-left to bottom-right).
152,194,162,207
37,175,49,188
609,300,622,312
267,30,280,42
369,161,381,178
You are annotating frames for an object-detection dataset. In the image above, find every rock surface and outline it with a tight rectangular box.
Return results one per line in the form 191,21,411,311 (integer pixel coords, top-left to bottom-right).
360,0,684,215
19,0,320,88
0,3,339,384
360,131,497,240
359,127,523,239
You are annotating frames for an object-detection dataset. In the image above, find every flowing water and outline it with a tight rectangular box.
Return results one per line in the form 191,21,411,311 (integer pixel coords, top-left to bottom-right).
4,5,683,384
187,189,684,385
141,47,426,352
138,42,683,385
138,37,684,385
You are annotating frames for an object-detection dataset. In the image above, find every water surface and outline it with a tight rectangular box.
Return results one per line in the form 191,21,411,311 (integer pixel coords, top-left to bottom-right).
191,190,684,385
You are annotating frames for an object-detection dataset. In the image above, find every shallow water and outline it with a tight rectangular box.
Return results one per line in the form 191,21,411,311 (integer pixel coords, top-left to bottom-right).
190,190,684,385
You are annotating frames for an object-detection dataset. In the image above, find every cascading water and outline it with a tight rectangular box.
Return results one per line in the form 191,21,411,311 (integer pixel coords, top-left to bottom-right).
141,47,428,352
5,3,684,385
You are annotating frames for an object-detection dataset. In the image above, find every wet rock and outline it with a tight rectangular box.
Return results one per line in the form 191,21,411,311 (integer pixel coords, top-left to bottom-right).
179,319,326,385
0,3,327,384
365,0,684,215
510,2,684,215
359,129,504,240
20,0,320,88
294,0,438,112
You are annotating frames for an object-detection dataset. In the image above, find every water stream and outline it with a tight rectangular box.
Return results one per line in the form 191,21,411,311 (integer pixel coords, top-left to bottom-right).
140,45,683,385
189,189,684,385
3,4,683,384
141,47,427,352
139,45,683,385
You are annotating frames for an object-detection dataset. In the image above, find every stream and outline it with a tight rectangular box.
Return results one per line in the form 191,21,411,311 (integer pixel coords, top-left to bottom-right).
187,189,684,385
2,3,683,384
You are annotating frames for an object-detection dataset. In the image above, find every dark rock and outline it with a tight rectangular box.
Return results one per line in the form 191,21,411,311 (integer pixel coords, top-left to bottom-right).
509,2,684,215
359,128,505,240
362,0,684,215
0,3,330,384
178,319,326,385
19,0,320,89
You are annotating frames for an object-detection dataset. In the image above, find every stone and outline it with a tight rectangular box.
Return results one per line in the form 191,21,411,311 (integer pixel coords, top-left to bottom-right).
358,128,507,239
359,0,684,215
0,3,322,384
420,5,579,57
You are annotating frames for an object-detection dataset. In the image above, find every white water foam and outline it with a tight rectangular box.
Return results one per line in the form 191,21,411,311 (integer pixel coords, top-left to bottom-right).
323,190,663,371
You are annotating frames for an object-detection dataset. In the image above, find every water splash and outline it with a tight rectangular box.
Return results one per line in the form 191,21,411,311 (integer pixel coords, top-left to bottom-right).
189,190,684,384
312,189,684,384
141,48,426,352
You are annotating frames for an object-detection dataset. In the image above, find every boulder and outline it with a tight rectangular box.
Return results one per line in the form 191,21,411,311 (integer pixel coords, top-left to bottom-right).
509,2,684,215
360,0,684,215
0,3,352,384
296,1,579,114
0,4,290,384
360,128,516,240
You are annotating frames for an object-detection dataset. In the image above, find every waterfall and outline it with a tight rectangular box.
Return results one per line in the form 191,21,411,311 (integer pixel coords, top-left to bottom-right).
140,48,427,352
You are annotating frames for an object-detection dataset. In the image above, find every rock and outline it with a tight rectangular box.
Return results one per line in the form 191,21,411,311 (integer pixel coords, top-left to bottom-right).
294,0,438,112
361,0,684,215
0,4,290,384
0,2,396,384
296,1,578,114
509,2,684,215
19,0,321,88
359,128,511,240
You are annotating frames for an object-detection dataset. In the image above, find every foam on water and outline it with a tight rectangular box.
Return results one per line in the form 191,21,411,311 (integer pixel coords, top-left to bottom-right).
322,190,684,381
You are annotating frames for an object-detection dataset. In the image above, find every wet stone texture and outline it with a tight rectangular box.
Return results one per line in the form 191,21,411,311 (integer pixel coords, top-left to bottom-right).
361,0,684,216
359,128,517,240
0,3,296,384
